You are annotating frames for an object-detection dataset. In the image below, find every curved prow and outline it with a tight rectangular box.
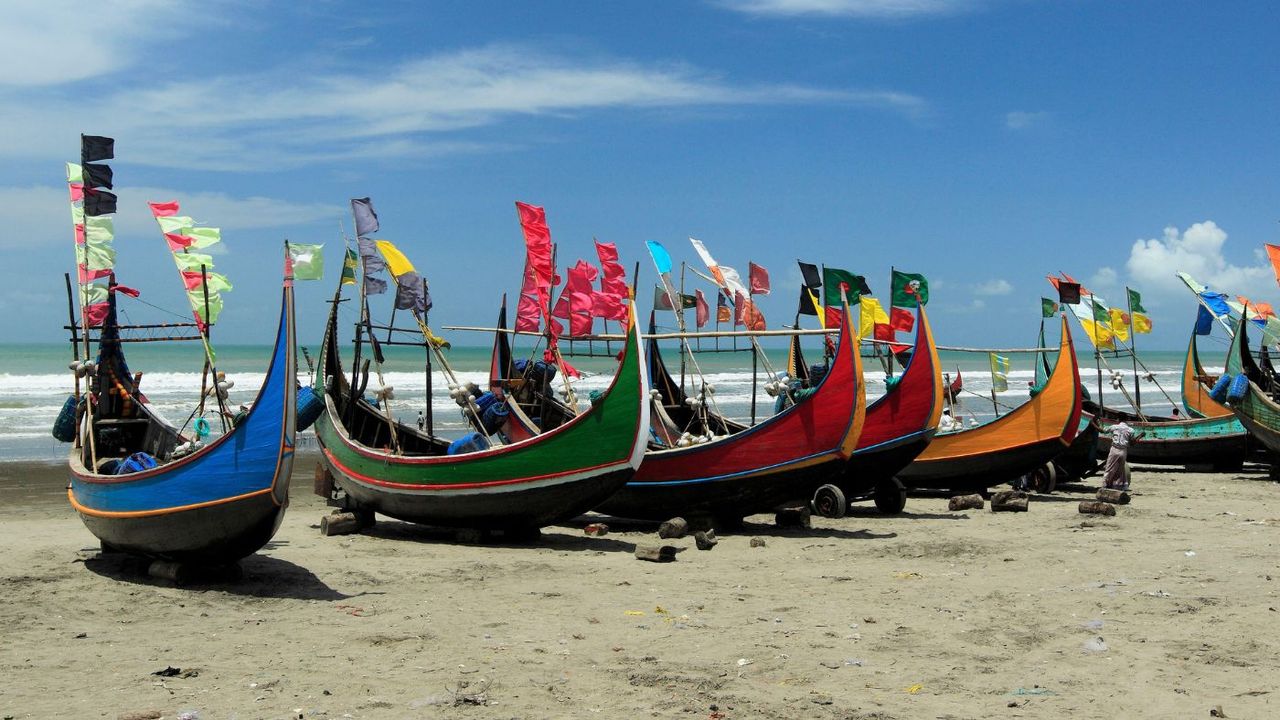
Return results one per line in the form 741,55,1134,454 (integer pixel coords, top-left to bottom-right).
1182,332,1232,419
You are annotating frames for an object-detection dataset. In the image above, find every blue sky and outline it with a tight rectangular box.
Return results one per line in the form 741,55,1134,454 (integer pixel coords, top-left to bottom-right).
2,0,1277,350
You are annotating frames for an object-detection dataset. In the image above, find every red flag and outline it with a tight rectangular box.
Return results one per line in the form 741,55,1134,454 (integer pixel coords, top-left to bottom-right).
551,260,599,336
1266,244,1280,289
748,262,771,295
695,289,709,328
515,201,555,332
148,200,181,217
74,224,85,244
164,232,195,251
593,291,626,322
77,264,111,283
83,302,110,327
113,284,140,298
735,291,766,331
180,271,207,291
824,306,843,330
873,323,895,341
890,306,915,333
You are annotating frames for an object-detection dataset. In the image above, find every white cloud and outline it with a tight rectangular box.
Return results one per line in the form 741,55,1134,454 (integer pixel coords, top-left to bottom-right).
0,1,197,86
717,0,982,18
0,44,928,170
1089,266,1118,293
1005,110,1049,130
973,278,1012,296
1126,221,1272,297
0,185,335,249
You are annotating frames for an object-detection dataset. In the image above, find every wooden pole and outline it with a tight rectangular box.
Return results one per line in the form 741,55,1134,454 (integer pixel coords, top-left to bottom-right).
200,265,228,432
423,278,434,438
1126,287,1141,411
750,341,758,425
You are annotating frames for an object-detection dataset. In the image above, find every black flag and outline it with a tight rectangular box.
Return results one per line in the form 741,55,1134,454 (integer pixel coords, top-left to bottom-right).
797,285,820,316
83,162,113,189
81,135,114,162
1057,282,1081,305
798,260,822,289
83,188,118,216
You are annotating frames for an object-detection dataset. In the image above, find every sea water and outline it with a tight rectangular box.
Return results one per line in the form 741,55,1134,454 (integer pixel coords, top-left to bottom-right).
0,335,1212,462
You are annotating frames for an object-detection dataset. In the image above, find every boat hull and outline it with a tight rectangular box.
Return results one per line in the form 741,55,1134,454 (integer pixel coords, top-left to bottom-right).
898,436,1071,490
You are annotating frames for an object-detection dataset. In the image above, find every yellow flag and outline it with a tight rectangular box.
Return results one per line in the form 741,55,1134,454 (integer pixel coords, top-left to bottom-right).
1081,319,1114,349
1131,312,1152,334
375,240,416,278
1109,308,1130,343
859,296,889,339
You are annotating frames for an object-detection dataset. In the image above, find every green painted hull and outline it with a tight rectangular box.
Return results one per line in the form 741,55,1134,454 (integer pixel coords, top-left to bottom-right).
1224,316,1280,456
312,296,649,529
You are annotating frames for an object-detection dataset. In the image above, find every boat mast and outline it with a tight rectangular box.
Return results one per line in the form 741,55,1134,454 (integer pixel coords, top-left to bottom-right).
1126,287,1142,411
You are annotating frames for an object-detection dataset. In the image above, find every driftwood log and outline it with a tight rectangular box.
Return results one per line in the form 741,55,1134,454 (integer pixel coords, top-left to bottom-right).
991,490,1029,512
313,463,334,498
694,530,719,550
1079,500,1116,516
949,494,984,511
658,517,689,539
635,544,678,562
774,506,812,528
321,511,362,536
1096,488,1131,505
147,560,191,584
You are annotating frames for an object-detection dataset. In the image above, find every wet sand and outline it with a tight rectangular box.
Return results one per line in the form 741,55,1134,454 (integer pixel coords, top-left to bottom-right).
1,455,1278,719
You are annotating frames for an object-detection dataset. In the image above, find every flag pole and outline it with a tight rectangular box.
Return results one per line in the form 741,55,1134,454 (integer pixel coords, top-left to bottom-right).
1087,291,1104,408
1126,287,1142,411
679,261,687,391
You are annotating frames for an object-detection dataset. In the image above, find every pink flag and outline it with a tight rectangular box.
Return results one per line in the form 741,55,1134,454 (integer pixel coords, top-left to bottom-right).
148,200,181,217
164,232,195,251
552,260,599,336
515,202,555,332
748,261,771,295
593,291,626,322
83,302,110,327
74,224,85,244
69,183,84,202
77,264,111,283
180,271,206,291
695,289,709,328
113,284,140,298
594,240,628,296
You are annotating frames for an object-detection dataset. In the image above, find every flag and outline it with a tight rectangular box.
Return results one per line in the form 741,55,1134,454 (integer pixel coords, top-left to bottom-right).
515,201,555,332
375,240,416,277
1041,297,1059,318
736,290,765,331
990,353,1010,392
593,292,626,322
654,287,697,311
82,162,112,189
148,200,180,217
1127,287,1152,333
394,271,431,314
287,243,325,280
551,260,598,336
890,270,929,307
357,237,388,295
594,240,628,297
188,289,224,327
797,285,823,320
1194,305,1215,335
695,289,709,328
80,135,114,162
351,197,379,237
83,188,117,216
798,261,822,290
748,262,770,295
859,297,890,339
1109,308,1130,342
889,306,915,333
822,267,867,305
690,237,749,298
1267,244,1280,288
65,162,83,183
1091,298,1110,324
180,270,233,293
716,292,731,323
645,240,684,318
186,227,221,249
341,248,358,285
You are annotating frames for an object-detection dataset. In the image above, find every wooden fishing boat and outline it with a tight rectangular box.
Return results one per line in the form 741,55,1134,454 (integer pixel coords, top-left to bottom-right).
68,278,297,562
943,369,963,403
897,315,1082,490
312,289,649,531
808,304,942,516
1218,314,1280,455
594,302,866,523
1087,333,1250,471
1182,333,1235,419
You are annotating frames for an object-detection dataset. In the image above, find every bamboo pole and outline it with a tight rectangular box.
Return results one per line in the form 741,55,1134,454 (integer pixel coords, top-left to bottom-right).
1126,287,1142,410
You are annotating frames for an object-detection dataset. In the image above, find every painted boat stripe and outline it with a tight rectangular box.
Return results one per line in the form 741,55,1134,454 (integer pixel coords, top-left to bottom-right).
324,448,630,491
68,486,274,519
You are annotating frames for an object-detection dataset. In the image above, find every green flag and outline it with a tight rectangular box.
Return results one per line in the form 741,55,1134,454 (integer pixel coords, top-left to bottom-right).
187,227,222,249
1041,297,1059,318
890,269,929,307
187,289,224,325
990,353,1010,392
288,243,325,281
653,285,696,310
822,267,869,305
173,252,215,272
1126,288,1146,313
341,248,359,285
1091,298,1110,323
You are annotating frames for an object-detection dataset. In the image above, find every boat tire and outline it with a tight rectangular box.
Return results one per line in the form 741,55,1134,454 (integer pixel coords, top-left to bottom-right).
874,478,907,515
1031,463,1058,494
811,484,848,519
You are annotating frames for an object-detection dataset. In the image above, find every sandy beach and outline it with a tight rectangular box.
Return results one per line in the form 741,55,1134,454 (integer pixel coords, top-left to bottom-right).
2,454,1278,719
